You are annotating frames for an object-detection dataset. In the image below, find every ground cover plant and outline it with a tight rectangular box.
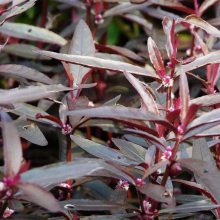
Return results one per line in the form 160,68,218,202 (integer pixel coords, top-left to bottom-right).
1,0,220,219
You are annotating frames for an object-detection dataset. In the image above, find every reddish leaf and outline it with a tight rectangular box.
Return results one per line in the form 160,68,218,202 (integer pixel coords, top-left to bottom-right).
65,106,169,125
147,37,165,78
17,183,61,212
0,0,36,25
190,93,220,107
149,0,194,14
183,15,220,38
199,0,220,16
0,111,22,177
123,71,159,114
68,19,95,85
138,183,173,204
0,84,71,105
0,22,67,46
179,71,190,123
0,64,53,84
178,158,220,204
35,50,159,79
179,51,220,74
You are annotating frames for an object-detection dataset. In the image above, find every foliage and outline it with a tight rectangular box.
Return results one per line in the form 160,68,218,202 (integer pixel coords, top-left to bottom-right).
0,0,220,219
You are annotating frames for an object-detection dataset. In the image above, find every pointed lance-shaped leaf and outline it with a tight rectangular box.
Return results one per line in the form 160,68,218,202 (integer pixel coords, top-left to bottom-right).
162,17,176,61
68,19,95,85
178,158,220,204
147,37,165,78
17,183,61,212
0,84,71,105
138,183,173,204
71,135,137,166
199,0,219,16
123,71,158,114
177,51,220,75
0,64,53,84
65,106,170,126
181,15,220,38
179,71,190,123
34,50,159,79
0,22,67,46
0,111,22,177
0,0,37,25
21,158,135,187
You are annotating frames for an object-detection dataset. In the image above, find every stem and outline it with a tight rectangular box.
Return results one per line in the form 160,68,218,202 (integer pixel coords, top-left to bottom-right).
161,136,181,186
137,189,145,215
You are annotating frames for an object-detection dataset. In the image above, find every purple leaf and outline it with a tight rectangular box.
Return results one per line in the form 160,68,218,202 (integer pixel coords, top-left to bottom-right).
147,37,165,78
21,158,135,186
65,106,169,126
0,111,22,177
68,19,95,85
182,15,220,38
138,183,174,204
123,71,159,114
142,160,170,180
190,93,220,107
0,64,53,84
17,183,61,212
35,50,159,79
199,0,220,16
178,51,220,74
0,0,37,25
71,135,137,166
2,43,51,60
0,22,67,46
0,84,71,105
179,71,190,123
178,158,220,203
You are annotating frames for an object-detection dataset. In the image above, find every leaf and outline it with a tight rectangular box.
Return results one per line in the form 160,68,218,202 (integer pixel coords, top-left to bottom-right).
124,128,166,150
2,43,51,60
149,0,194,14
17,183,61,212
111,138,146,163
196,124,220,137
178,158,220,203
179,71,190,123
183,15,220,38
0,84,71,105
138,183,173,204
35,50,159,79
68,19,95,85
162,17,176,60
178,51,220,74
186,108,220,132
71,135,137,166
0,111,22,177
21,158,135,187
12,103,59,127
96,43,145,63
65,106,170,126
192,138,216,167
199,0,219,16
14,117,48,146
104,2,152,17
147,37,165,77
123,71,158,113
0,22,67,46
142,160,170,180
159,199,220,214
190,93,220,107
0,0,37,25
0,64,53,84
60,199,133,211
